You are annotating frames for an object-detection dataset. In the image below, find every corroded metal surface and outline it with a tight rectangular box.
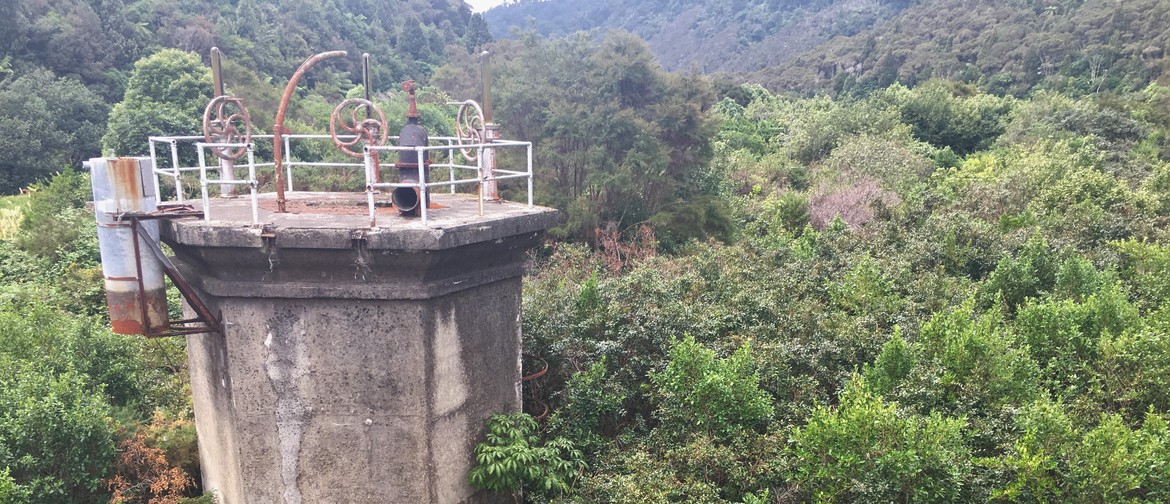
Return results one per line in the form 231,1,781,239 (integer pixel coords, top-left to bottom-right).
202,96,252,161
329,98,388,158
274,50,348,212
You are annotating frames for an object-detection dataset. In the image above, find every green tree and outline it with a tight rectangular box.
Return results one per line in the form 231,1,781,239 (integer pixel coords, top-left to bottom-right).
0,361,116,503
651,335,773,441
0,70,107,194
102,49,212,159
464,13,494,53
791,376,971,503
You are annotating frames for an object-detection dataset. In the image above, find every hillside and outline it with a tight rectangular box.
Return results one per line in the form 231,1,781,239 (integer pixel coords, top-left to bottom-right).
486,0,1170,95
759,0,1170,95
485,0,911,73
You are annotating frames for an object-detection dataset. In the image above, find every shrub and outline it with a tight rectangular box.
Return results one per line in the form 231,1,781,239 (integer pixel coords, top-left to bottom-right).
468,413,585,502
651,335,773,442
0,362,116,503
790,376,971,503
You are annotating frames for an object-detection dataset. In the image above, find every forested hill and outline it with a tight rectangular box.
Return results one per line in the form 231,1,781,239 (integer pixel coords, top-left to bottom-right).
486,0,1170,95
760,0,1170,95
2,0,474,101
485,0,913,73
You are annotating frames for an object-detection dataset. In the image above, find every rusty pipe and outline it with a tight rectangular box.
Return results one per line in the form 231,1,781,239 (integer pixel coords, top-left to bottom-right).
273,50,347,212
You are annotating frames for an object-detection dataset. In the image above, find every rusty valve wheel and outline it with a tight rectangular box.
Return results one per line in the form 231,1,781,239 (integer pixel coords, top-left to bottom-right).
455,100,485,162
329,98,389,158
202,96,252,161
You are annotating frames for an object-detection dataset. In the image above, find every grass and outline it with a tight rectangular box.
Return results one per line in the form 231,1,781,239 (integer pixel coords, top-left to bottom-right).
0,194,28,239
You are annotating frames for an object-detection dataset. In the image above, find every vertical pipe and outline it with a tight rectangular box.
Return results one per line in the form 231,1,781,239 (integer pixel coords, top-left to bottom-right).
448,139,455,194
197,145,210,221
478,146,484,217
363,53,372,117
481,50,492,124
169,140,183,202
90,157,168,335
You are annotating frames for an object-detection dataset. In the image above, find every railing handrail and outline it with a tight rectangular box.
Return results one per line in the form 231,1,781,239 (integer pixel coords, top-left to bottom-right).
148,134,534,227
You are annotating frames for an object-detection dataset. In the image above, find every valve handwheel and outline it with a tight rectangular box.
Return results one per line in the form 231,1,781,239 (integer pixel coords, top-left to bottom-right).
455,100,486,162
330,98,389,158
202,96,252,161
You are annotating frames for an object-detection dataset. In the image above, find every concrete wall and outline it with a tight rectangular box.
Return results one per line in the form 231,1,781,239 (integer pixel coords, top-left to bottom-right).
165,204,556,504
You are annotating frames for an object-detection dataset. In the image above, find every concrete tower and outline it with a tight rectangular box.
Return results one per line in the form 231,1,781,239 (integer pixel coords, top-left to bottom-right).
161,193,556,503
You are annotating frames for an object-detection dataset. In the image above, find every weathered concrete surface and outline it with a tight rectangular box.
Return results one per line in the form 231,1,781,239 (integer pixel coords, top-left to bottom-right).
167,193,556,503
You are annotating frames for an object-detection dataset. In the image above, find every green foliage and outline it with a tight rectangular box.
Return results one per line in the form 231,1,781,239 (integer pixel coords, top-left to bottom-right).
1099,304,1170,418
0,361,116,503
1114,239,1170,308
791,376,971,503
879,82,1014,155
491,31,725,244
547,360,626,458
102,49,212,159
468,413,585,499
994,399,1170,503
0,70,107,194
651,335,773,441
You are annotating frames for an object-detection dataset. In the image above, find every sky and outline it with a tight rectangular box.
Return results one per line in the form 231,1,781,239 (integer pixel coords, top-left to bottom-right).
465,0,508,12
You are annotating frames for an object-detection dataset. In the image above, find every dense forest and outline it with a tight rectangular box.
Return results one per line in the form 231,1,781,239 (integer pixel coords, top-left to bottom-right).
3,0,1170,502
486,0,911,73
488,0,1170,96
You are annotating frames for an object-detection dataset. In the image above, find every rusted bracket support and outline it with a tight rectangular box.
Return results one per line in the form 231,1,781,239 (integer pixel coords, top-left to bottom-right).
129,217,223,337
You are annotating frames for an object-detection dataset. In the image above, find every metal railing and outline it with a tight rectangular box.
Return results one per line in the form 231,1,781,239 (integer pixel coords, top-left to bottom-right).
146,134,534,227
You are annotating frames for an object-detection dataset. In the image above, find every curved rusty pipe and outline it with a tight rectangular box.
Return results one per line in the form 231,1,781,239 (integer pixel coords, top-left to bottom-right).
273,50,348,212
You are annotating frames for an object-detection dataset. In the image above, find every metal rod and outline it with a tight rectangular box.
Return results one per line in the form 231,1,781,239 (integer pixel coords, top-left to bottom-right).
363,53,371,120
527,143,533,207
365,149,377,228
169,140,183,202
448,138,455,194
132,219,222,336
481,50,492,124
130,221,150,336
273,50,348,212
478,145,484,216
417,146,427,225
247,146,258,225
284,133,293,191
211,47,224,97
197,145,209,220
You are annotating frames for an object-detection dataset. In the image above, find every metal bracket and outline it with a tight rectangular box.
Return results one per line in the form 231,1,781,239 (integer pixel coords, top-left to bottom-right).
118,208,223,337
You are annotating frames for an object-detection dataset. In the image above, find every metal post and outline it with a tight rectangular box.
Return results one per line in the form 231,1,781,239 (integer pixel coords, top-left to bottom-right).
478,145,484,217
211,47,225,98
448,138,456,194
527,143,533,207
365,149,377,228
284,135,293,191
169,140,183,202
247,145,258,225
417,146,427,225
148,140,161,201
197,145,210,221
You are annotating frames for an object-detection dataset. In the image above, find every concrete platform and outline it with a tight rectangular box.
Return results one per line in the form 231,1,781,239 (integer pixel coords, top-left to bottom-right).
162,191,557,504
